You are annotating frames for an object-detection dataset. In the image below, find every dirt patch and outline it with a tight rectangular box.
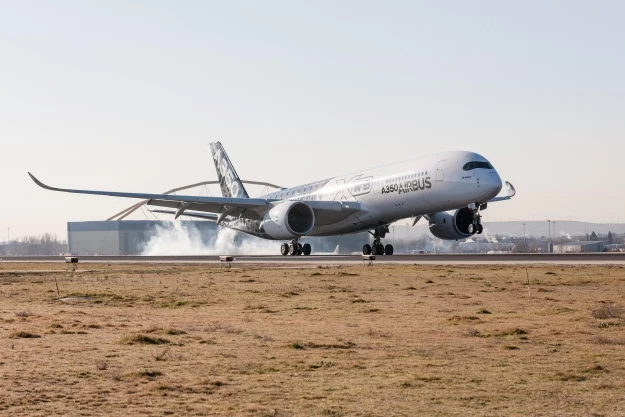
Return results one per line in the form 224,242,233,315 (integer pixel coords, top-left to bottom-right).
0,263,624,415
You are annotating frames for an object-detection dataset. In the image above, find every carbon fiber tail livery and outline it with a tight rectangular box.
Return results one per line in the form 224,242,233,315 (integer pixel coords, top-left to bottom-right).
210,142,250,198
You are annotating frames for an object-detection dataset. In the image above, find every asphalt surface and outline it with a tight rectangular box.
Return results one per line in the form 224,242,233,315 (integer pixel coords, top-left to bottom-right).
2,253,625,264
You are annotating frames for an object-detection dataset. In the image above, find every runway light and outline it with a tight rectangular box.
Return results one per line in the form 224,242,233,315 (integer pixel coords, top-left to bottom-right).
65,257,79,271
219,256,235,269
362,254,375,266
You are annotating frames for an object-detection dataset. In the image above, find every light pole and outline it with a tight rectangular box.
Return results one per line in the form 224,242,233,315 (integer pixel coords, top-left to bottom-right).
523,223,527,252
547,220,551,253
553,221,556,249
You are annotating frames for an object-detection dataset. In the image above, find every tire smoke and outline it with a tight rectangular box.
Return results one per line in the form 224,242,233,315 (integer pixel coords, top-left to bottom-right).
140,221,277,255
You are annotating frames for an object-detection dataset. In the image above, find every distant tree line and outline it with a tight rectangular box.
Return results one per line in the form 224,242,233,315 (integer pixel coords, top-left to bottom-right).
0,233,68,256
586,231,623,245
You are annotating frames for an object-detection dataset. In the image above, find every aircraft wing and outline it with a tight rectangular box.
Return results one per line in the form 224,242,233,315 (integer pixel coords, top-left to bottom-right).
488,181,516,203
29,173,269,220
28,173,364,224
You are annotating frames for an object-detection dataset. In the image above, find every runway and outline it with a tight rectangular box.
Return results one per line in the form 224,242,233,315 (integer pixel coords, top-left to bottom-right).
2,253,625,264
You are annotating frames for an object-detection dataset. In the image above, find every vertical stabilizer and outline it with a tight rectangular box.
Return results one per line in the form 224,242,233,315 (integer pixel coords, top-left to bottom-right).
209,142,250,198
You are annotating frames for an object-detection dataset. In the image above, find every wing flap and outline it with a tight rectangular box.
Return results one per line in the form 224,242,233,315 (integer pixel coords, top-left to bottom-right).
150,209,219,221
145,199,262,220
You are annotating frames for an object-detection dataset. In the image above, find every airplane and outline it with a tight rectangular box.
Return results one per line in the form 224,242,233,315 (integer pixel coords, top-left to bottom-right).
29,142,516,256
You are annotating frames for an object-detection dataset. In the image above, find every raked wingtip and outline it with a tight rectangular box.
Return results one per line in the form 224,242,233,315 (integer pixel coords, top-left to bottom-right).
28,172,56,191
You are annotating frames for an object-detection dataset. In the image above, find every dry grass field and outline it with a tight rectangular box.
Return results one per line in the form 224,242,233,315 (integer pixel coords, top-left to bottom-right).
1,262,624,416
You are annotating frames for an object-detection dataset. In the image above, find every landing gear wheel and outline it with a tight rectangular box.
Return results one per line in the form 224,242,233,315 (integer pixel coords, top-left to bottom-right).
296,243,303,256
469,204,483,236
365,226,392,256
303,243,312,256
280,243,289,256
289,243,298,256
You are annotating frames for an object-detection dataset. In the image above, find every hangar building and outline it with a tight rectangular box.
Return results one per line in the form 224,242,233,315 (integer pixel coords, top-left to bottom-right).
67,220,368,256
553,241,605,253
67,221,217,255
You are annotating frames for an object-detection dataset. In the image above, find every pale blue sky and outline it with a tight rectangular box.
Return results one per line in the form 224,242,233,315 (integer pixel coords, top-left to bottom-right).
1,1,623,239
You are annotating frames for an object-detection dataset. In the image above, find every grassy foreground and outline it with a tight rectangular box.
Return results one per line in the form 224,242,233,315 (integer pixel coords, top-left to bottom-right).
1,262,624,416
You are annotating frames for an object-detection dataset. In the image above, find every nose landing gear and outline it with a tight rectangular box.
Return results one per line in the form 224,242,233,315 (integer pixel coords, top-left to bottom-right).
468,223,484,235
363,226,394,255
467,204,484,235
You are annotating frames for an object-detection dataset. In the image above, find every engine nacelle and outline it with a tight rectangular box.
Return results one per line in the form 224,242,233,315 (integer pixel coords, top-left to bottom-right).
428,208,475,240
260,201,315,240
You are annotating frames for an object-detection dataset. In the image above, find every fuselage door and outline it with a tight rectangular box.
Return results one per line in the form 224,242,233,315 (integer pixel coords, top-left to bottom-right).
436,160,447,182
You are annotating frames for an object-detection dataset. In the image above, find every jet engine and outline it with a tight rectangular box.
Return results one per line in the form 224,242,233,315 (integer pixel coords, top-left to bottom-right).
261,201,315,240
427,208,475,240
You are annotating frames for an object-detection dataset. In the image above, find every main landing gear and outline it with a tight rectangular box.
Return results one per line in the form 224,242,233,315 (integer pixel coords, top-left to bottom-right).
280,239,312,256
467,203,484,235
362,226,394,256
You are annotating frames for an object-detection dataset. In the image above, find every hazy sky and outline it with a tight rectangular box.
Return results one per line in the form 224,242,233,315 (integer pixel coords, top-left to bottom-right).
1,1,624,240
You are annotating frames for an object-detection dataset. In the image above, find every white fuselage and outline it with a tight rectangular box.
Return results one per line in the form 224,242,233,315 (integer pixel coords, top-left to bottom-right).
246,151,503,238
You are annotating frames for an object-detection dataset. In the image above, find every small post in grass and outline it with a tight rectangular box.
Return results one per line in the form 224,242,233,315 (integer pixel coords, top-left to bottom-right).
362,254,375,266
54,275,60,297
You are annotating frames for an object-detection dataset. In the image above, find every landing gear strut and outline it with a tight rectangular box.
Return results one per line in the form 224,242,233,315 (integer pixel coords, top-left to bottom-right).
280,240,311,256
467,203,484,235
363,226,394,255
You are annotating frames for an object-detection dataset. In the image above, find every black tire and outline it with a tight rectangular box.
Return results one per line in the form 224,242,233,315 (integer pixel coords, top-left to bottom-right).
477,224,484,235
468,224,475,234
384,244,394,255
296,243,303,256
280,243,289,256
303,243,312,256
363,244,372,255
289,243,297,256
375,244,385,256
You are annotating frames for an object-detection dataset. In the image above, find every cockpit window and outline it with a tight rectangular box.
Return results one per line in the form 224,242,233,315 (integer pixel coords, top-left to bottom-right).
463,161,494,171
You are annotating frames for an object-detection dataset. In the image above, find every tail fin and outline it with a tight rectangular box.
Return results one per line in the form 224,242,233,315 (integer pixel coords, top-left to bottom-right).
209,142,250,198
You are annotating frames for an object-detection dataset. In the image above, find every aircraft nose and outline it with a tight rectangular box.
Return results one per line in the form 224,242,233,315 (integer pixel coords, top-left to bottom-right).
483,170,503,200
